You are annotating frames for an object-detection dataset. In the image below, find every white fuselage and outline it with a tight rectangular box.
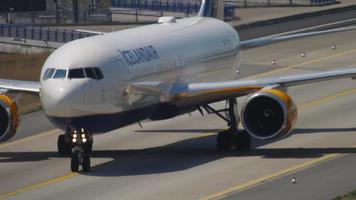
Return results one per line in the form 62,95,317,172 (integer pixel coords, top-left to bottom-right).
39,17,240,132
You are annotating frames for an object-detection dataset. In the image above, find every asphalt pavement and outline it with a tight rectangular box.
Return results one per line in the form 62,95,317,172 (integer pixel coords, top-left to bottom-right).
222,153,356,200
1,15,356,200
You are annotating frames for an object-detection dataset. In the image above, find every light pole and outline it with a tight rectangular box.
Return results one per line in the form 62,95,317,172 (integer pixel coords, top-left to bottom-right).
31,0,35,24
54,0,59,24
72,0,79,24
8,7,14,24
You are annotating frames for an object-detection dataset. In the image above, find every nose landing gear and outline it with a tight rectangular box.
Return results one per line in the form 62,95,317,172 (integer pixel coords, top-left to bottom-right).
70,129,93,172
57,128,93,172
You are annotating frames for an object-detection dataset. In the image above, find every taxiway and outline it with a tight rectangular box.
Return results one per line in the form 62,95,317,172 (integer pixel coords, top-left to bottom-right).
1,24,356,200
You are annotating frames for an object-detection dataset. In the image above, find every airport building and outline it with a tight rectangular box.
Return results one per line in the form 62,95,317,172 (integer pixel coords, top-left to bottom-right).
0,0,46,12
0,0,111,24
0,0,110,13
46,0,111,13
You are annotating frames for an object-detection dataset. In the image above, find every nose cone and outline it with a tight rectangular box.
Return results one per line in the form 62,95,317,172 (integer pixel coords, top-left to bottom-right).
41,80,84,117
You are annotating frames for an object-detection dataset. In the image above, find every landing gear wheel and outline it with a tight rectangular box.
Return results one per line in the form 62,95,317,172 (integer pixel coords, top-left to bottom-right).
58,135,71,155
82,155,91,172
234,130,251,151
71,155,79,172
217,130,233,151
84,142,93,154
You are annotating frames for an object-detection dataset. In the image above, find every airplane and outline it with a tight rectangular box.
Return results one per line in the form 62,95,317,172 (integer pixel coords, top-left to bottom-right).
0,0,356,172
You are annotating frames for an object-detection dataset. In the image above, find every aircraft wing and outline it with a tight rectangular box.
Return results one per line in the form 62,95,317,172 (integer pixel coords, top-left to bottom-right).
75,29,105,35
0,79,40,94
240,26,356,49
169,68,356,107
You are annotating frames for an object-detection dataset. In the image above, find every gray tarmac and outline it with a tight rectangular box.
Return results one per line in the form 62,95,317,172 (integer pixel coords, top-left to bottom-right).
223,153,356,200
1,22,356,200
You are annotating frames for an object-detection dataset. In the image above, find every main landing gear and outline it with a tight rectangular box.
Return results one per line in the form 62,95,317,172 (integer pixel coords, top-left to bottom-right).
57,128,93,172
201,98,251,151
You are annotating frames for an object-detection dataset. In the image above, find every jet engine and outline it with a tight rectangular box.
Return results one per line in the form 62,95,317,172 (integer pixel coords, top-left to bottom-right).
0,95,19,142
241,89,298,140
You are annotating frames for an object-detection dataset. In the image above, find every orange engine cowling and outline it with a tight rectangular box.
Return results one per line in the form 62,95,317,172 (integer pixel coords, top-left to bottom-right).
241,89,298,140
0,95,19,142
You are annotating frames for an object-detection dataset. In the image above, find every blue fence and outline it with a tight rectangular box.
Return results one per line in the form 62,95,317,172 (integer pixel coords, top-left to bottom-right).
235,0,338,7
112,0,237,18
0,24,96,43
310,0,336,5
112,0,201,12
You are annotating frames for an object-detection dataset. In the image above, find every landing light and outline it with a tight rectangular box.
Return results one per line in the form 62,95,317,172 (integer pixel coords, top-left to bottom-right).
72,138,77,143
82,138,87,143
81,128,85,133
73,134,78,138
81,134,86,138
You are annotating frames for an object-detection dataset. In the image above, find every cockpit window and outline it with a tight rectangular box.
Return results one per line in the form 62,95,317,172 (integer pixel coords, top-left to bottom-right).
53,69,67,79
69,69,85,79
43,67,102,80
84,67,104,80
85,68,97,80
43,68,55,80
94,67,104,80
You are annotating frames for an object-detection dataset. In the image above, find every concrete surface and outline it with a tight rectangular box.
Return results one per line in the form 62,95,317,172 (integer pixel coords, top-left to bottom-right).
222,153,356,200
1,21,356,200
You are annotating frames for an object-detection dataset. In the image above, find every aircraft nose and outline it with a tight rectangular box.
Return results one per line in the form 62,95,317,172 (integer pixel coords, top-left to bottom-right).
41,81,84,117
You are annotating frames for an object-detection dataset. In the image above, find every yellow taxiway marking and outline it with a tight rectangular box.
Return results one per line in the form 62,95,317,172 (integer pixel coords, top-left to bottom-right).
201,153,346,200
1,88,356,200
0,173,78,199
300,88,356,110
201,88,356,200
249,49,356,79
0,129,59,149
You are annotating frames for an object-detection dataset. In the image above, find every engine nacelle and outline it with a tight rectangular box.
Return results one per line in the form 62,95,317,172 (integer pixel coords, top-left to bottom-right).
241,89,298,140
0,95,19,142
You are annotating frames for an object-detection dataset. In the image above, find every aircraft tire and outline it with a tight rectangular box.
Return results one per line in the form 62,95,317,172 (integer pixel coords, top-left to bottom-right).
82,155,91,172
217,130,233,151
234,130,251,151
71,155,79,172
58,135,71,155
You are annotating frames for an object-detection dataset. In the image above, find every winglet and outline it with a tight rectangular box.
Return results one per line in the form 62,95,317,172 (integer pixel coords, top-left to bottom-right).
197,0,224,20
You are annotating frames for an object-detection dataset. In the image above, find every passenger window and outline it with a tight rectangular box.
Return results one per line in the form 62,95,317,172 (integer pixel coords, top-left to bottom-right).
53,69,67,79
94,67,104,80
85,68,97,80
69,69,85,79
43,68,55,80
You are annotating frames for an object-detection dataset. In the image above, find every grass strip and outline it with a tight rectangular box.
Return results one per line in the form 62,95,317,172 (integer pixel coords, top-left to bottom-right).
0,52,49,113
333,190,356,200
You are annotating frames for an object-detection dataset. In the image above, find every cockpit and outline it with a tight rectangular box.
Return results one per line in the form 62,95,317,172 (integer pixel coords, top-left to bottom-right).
43,67,104,81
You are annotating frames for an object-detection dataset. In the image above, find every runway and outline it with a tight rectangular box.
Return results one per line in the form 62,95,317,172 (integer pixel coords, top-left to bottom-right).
1,25,356,199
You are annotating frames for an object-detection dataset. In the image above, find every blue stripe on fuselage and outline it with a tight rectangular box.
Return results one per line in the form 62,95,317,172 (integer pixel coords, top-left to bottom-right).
46,104,159,133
